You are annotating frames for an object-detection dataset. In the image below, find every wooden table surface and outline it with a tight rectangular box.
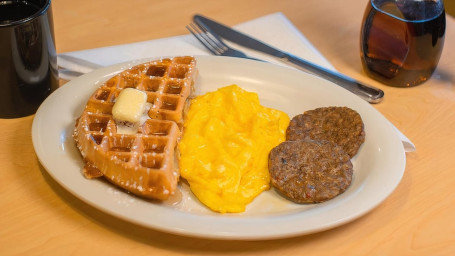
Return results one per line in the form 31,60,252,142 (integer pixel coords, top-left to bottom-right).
1,0,454,255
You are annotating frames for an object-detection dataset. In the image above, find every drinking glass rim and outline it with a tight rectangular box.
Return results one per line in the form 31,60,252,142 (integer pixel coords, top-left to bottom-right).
371,0,445,23
0,0,52,27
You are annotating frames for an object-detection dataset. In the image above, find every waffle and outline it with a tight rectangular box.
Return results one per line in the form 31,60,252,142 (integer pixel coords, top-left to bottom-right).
73,56,197,200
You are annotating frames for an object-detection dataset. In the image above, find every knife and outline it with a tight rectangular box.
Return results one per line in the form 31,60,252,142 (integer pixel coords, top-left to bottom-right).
193,14,384,103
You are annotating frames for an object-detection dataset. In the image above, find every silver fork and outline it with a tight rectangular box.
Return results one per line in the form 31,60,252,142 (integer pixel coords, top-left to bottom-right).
186,22,259,60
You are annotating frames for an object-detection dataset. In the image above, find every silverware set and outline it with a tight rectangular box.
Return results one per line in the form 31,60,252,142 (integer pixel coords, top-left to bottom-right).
187,15,384,103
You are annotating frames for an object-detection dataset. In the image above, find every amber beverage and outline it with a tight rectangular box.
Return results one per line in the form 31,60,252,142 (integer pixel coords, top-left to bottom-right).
360,0,445,87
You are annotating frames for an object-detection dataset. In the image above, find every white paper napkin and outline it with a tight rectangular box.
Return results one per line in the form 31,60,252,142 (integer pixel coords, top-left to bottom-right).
57,12,415,152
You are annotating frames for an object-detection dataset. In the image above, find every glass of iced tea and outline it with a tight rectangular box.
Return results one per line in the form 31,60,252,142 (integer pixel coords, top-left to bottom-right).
360,0,446,87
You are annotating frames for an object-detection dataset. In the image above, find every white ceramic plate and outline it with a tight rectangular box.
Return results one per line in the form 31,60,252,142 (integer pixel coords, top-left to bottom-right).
32,56,405,240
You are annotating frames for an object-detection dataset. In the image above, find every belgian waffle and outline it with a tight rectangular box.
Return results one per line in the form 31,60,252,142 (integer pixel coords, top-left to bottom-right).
73,56,197,200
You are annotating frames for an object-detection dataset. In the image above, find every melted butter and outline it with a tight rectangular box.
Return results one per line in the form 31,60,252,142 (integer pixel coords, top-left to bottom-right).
112,88,147,123
116,123,138,135
116,103,152,134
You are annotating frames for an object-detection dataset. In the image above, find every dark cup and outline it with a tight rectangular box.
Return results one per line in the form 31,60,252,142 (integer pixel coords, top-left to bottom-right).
0,0,58,118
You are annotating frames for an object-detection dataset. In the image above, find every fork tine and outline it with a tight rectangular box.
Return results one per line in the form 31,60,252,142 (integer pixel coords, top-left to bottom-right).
187,21,258,60
186,23,221,55
192,22,229,50
187,22,234,56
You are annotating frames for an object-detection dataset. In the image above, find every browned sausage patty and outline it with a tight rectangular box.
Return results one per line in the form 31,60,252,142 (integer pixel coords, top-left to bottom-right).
268,139,353,203
286,107,365,158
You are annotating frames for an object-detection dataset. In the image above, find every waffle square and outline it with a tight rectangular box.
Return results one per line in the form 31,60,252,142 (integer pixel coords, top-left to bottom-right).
73,56,197,200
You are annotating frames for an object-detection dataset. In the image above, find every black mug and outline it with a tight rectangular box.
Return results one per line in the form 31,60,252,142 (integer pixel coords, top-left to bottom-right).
0,0,58,118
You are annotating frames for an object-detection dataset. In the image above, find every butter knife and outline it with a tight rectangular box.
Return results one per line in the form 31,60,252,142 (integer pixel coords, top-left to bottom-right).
193,14,384,103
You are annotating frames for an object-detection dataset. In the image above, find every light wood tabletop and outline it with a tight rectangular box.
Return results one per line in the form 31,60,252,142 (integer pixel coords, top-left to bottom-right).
1,0,454,255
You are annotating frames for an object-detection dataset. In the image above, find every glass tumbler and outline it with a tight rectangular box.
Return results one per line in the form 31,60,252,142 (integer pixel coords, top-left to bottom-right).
360,0,446,87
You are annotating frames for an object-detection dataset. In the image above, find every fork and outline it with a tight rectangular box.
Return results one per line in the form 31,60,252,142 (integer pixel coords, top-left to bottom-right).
186,22,260,61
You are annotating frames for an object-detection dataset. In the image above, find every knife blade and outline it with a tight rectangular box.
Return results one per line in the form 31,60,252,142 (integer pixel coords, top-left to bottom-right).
193,14,384,103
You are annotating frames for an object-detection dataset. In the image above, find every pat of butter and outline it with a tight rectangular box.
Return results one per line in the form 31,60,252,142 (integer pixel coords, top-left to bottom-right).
112,88,147,123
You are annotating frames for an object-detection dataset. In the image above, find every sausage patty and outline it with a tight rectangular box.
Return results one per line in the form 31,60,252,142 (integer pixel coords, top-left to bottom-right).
268,139,353,203
286,107,365,158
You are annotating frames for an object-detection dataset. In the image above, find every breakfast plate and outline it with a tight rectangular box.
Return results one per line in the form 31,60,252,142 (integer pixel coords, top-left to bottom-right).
32,55,406,240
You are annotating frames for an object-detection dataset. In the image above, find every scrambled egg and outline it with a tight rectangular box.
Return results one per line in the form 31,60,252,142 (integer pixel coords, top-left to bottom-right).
178,85,290,213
